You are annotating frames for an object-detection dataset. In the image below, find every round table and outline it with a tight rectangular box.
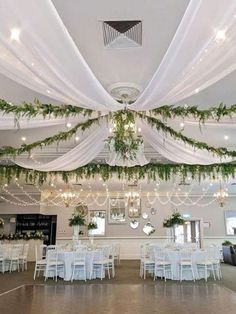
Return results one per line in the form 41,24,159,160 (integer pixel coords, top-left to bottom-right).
156,249,208,281
46,250,105,281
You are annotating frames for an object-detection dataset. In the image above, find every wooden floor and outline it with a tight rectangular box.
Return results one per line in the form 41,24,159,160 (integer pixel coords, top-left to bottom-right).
0,261,236,314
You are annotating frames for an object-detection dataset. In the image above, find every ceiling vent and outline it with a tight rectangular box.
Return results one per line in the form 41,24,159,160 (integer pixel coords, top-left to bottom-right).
102,20,142,48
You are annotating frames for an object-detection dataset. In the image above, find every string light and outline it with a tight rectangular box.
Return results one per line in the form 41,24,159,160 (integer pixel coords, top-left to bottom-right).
10,28,21,41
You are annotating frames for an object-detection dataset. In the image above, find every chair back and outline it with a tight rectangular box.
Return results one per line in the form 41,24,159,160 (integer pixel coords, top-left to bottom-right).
73,251,86,264
180,249,193,263
23,243,29,257
154,247,166,262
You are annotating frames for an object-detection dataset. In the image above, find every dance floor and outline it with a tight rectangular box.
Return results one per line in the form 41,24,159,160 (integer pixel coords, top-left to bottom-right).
0,283,236,314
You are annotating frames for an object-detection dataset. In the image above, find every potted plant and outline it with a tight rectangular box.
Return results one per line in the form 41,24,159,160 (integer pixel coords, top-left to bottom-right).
69,213,86,240
163,211,185,228
222,240,233,246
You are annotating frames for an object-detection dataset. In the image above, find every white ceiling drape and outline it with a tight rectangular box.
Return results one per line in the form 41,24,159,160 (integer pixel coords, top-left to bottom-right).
0,0,236,168
140,119,233,165
14,124,109,171
0,0,121,112
130,0,236,110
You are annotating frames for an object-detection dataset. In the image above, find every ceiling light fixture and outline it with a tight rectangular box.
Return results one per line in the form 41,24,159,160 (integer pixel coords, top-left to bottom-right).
10,28,21,41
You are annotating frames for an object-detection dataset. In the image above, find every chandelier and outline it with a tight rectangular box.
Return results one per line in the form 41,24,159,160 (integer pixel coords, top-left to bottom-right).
125,185,141,218
61,191,78,208
213,183,228,207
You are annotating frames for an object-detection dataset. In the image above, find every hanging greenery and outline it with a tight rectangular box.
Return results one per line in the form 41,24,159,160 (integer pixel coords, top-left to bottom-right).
150,103,236,122
107,110,143,160
0,163,236,185
138,112,236,158
163,211,185,228
2,99,236,123
0,116,103,158
0,99,94,120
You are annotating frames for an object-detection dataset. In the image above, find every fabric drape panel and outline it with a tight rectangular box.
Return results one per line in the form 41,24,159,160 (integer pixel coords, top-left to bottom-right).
14,124,109,171
0,0,121,111
139,119,233,164
0,115,72,130
130,0,236,110
106,151,150,167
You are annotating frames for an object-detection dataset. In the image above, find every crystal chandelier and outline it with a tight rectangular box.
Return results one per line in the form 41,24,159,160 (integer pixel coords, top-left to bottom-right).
61,191,78,208
213,183,228,207
125,186,141,218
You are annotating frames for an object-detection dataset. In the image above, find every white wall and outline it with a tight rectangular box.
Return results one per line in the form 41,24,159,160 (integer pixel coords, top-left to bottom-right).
1,195,236,259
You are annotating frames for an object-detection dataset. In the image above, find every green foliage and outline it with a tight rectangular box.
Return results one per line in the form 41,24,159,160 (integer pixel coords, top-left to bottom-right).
0,116,102,158
107,110,143,160
151,103,236,122
1,163,236,185
222,240,233,246
163,211,185,228
0,231,46,241
69,213,86,227
138,112,236,158
0,98,94,121
87,221,98,230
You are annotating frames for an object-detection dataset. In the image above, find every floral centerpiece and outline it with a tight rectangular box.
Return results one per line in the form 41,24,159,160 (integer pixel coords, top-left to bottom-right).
87,221,97,231
69,213,86,240
163,211,185,228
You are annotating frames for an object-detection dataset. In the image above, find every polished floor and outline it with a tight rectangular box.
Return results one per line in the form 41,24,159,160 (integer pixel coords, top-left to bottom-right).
0,261,236,314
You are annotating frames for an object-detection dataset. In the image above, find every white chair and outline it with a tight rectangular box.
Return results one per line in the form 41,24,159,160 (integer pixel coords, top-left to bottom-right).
19,243,29,271
40,244,47,259
0,246,6,273
33,245,46,280
153,248,172,281
196,249,216,282
140,245,155,279
44,250,64,282
71,251,86,282
90,248,110,280
208,245,222,279
112,243,120,265
9,245,22,272
179,250,195,282
74,244,87,252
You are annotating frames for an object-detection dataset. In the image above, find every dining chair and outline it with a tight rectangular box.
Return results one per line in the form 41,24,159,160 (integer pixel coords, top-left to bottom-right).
71,251,87,282
179,249,195,282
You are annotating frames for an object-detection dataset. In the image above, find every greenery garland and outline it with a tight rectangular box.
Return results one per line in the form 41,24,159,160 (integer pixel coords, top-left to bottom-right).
150,103,236,122
0,116,103,158
0,163,236,185
138,112,236,158
107,110,143,160
0,99,94,121
1,99,236,123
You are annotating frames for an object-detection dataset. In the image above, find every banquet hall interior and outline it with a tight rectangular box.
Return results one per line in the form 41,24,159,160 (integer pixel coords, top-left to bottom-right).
0,0,236,313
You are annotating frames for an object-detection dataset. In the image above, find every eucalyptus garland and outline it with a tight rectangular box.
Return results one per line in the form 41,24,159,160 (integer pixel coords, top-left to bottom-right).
150,103,236,122
0,98,94,120
138,112,236,159
0,163,236,185
0,116,103,158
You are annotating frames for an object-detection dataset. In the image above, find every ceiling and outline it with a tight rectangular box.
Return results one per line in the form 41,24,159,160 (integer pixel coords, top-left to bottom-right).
0,0,236,195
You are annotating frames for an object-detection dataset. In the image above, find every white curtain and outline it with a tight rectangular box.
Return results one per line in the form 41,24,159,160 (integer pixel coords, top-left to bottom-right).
140,119,233,164
14,124,109,171
0,0,121,112
130,0,236,110
106,147,150,167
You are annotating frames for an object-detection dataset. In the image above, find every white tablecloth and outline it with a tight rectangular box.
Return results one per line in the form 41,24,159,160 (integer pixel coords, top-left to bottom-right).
155,250,208,281
46,250,105,281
